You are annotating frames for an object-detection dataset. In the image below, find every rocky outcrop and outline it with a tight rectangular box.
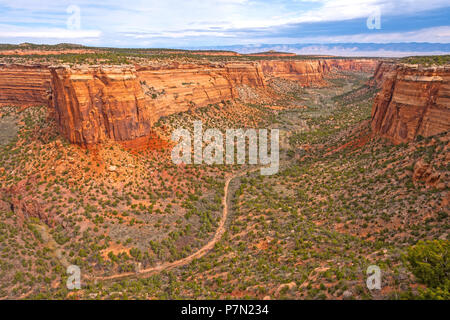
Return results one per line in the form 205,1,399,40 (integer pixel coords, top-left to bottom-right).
0,58,378,147
137,62,266,120
50,62,266,145
259,60,330,86
0,64,51,107
369,61,397,87
259,59,378,86
326,59,378,73
50,65,157,146
1,178,61,227
413,159,442,188
371,64,450,144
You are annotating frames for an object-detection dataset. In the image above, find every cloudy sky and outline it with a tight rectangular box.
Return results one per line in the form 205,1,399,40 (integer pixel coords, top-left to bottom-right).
0,0,449,51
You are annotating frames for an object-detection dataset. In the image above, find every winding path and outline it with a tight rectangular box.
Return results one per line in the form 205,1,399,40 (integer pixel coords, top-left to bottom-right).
93,167,261,282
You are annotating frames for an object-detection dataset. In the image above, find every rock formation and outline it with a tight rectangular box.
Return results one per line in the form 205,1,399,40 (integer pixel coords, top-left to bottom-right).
1,177,61,227
371,63,450,144
136,62,266,120
49,62,266,145
49,65,157,146
0,58,378,147
326,59,378,73
259,59,377,86
368,61,397,87
0,64,51,107
259,60,330,85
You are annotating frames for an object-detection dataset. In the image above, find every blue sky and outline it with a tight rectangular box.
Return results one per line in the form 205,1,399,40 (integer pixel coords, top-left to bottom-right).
0,0,449,51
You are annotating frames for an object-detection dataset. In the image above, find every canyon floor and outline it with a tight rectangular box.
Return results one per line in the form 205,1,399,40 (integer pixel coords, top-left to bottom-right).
0,60,448,299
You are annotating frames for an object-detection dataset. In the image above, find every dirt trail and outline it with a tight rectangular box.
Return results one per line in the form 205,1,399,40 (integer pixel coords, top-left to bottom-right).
93,167,262,282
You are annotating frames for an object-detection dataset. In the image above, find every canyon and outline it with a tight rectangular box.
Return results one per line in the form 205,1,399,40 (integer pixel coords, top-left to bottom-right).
2,58,449,147
0,50,448,301
259,60,329,84
0,58,378,146
371,62,450,144
327,59,379,73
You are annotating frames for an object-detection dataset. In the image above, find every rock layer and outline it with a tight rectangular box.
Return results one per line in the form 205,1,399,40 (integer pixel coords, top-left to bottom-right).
49,65,157,145
371,63,450,144
259,60,330,85
0,64,51,107
259,59,377,86
369,61,397,87
327,59,379,73
136,62,266,120
0,58,378,146
50,62,267,145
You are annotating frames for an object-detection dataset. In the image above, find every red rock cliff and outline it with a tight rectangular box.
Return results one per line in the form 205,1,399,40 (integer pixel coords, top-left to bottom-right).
50,62,266,145
371,64,450,144
259,60,330,85
0,58,378,146
368,61,397,87
0,64,51,107
326,59,378,73
136,62,266,120
258,59,377,85
50,65,157,146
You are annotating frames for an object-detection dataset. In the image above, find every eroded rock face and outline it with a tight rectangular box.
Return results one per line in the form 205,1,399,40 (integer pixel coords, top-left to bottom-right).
0,64,51,107
49,62,267,145
369,61,397,86
259,59,377,86
0,58,378,147
1,178,61,227
371,64,450,144
326,59,378,73
259,60,330,85
50,65,157,146
136,62,266,120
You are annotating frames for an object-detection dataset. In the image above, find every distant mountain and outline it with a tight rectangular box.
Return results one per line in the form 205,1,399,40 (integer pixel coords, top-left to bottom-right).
183,43,450,57
0,43,85,49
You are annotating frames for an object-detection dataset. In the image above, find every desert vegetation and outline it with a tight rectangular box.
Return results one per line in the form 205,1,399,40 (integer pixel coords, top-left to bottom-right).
401,55,450,66
0,54,448,300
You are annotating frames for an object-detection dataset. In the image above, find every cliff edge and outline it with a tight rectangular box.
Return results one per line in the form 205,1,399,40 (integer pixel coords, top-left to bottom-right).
371,62,450,144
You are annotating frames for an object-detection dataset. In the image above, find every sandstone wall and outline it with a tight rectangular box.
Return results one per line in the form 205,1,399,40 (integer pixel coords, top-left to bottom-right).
369,61,397,87
259,60,329,85
49,62,266,145
0,58,378,146
50,65,157,146
258,59,377,86
326,59,378,73
136,62,266,120
371,64,450,144
0,64,51,107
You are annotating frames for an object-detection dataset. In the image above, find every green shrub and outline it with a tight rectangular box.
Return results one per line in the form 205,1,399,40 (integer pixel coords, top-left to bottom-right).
406,240,449,289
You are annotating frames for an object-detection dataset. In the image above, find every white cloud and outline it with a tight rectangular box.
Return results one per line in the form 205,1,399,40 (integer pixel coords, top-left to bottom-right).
1,0,448,32
0,28,101,39
0,0,449,45
291,26,450,43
